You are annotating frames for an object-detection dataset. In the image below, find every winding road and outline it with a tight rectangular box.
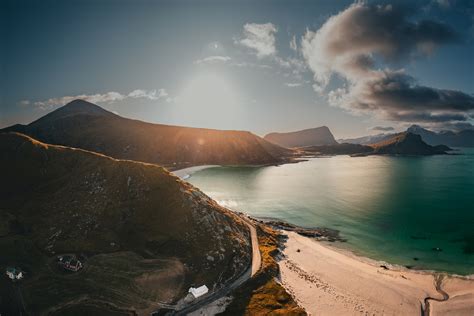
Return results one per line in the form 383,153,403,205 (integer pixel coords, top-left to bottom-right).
153,215,261,316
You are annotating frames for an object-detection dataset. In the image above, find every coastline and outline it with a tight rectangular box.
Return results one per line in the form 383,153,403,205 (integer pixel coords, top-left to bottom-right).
277,230,474,315
171,165,220,179
171,159,307,180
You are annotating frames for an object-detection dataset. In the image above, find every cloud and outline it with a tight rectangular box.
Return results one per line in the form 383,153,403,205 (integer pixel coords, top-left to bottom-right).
302,2,458,90
285,82,302,88
302,2,471,127
128,89,168,100
290,35,297,51
229,61,273,69
31,89,169,110
18,100,30,106
194,55,232,64
371,126,394,131
333,70,474,123
236,23,277,57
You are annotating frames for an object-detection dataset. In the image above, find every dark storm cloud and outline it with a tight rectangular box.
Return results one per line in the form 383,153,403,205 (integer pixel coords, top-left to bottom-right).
351,71,474,118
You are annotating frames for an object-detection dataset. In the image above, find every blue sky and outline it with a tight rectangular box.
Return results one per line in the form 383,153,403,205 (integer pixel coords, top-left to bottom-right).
1,0,473,138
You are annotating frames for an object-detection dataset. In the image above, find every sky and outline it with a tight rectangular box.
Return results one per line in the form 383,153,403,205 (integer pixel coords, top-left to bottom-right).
1,0,473,138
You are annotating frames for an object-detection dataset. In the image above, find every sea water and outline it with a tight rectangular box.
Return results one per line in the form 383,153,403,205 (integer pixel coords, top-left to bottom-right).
188,149,474,275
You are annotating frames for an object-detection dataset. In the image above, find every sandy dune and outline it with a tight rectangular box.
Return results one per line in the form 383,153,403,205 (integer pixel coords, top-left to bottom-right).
278,231,474,315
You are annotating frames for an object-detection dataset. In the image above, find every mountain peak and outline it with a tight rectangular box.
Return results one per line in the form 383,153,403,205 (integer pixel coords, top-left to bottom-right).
28,99,117,126
61,99,114,115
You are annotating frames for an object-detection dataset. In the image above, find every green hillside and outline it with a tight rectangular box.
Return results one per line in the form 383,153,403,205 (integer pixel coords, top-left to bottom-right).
0,132,251,315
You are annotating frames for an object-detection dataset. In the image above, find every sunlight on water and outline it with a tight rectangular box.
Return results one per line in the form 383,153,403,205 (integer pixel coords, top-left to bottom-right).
189,149,474,275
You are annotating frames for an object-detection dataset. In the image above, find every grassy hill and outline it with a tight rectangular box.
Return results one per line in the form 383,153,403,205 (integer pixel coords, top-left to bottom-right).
2,100,293,169
0,132,251,315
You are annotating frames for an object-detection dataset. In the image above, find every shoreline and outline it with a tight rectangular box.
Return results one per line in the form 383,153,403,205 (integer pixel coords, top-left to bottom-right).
171,165,220,179
171,157,309,180
276,230,474,315
253,215,474,278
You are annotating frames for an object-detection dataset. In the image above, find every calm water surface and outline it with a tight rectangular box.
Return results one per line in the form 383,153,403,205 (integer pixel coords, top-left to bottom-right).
189,149,474,275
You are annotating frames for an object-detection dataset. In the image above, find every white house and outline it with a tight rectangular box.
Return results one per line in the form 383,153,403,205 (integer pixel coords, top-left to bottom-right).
6,267,23,280
189,285,209,298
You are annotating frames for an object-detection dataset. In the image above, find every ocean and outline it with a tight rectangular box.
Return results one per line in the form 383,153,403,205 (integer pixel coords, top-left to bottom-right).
188,149,474,275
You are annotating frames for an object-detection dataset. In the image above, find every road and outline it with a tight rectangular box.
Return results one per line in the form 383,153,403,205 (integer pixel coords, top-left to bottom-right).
242,215,261,277
154,215,261,315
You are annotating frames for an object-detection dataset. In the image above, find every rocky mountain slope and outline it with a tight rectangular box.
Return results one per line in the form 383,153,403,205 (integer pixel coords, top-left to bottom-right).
407,125,474,147
264,126,337,148
0,132,251,315
2,100,293,169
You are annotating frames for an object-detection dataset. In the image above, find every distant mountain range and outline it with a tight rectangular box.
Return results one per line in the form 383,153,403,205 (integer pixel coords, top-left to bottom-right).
339,125,474,147
264,126,337,148
0,132,251,314
406,125,474,147
264,125,452,156
304,132,450,156
337,133,394,145
1,100,293,169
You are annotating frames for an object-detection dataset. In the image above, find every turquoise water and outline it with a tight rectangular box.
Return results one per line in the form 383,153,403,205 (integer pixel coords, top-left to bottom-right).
189,149,474,275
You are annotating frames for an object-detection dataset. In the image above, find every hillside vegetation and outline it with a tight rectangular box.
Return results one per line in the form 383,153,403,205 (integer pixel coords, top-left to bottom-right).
2,100,293,169
0,133,251,315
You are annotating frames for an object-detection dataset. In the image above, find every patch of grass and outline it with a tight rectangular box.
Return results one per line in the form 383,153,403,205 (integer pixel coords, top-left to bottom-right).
221,224,306,315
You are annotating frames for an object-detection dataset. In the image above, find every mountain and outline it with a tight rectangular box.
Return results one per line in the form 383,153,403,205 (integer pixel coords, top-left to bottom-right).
1,100,293,169
0,132,251,315
338,133,396,145
407,125,474,147
264,126,338,148
370,132,450,155
340,125,474,147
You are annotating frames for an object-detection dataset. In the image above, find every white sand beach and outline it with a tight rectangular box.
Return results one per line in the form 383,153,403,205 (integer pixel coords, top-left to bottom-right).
172,165,220,179
278,231,474,315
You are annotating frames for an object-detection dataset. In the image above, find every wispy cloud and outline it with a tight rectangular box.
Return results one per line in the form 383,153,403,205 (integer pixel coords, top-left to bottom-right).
301,2,472,127
194,55,232,64
290,35,297,51
128,89,168,100
30,89,170,110
18,100,31,106
285,82,302,88
236,23,277,58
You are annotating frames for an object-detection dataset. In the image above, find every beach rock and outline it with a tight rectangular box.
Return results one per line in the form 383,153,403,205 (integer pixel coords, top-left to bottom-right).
263,220,346,242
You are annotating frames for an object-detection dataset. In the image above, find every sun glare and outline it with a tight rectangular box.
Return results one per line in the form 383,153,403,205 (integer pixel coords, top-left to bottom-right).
177,71,243,114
